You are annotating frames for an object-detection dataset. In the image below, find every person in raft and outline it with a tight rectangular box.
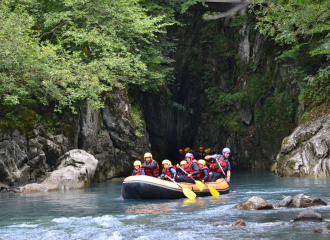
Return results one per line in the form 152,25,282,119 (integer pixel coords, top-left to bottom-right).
176,153,200,183
131,160,145,176
175,149,184,165
196,147,206,160
160,159,177,180
176,160,187,178
204,148,231,182
142,152,159,177
198,160,209,183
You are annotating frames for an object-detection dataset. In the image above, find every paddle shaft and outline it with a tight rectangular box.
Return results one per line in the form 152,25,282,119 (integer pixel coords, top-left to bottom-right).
167,176,184,189
215,158,237,193
178,166,198,183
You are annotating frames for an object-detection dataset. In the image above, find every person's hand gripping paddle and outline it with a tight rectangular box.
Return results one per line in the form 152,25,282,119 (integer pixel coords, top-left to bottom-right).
178,166,204,192
216,158,237,193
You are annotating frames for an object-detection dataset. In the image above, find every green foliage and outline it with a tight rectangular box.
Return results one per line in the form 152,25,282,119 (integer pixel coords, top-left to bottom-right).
130,104,145,138
0,0,178,116
252,0,330,109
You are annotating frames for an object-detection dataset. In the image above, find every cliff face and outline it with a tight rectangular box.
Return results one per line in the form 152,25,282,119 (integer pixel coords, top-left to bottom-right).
0,89,149,187
272,114,330,178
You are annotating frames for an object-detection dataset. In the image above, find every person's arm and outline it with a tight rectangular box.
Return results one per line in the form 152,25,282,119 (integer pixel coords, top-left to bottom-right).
170,168,177,179
142,162,157,169
226,170,231,182
142,169,145,175
202,169,208,181
132,171,134,176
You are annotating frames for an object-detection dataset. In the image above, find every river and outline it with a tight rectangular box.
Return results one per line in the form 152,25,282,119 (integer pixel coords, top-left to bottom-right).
0,171,329,240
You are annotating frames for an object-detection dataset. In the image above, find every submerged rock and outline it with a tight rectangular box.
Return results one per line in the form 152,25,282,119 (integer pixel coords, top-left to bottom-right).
314,223,330,234
19,150,98,192
294,208,322,222
233,196,274,210
232,219,246,227
277,196,293,207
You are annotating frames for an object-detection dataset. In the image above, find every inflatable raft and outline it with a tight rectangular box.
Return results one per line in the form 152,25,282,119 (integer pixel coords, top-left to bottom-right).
121,175,230,199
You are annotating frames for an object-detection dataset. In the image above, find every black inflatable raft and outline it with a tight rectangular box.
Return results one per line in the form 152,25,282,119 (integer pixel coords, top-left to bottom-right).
121,175,230,199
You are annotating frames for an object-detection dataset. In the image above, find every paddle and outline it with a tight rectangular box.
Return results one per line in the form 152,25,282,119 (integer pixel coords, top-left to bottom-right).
167,176,196,200
201,180,220,197
178,166,204,192
216,158,237,193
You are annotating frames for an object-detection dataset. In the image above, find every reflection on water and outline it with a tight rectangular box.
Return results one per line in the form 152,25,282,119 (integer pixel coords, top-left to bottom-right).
0,171,329,240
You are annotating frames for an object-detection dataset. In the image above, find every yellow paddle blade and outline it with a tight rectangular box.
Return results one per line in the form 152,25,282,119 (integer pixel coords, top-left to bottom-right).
195,180,204,192
182,188,196,200
209,186,220,197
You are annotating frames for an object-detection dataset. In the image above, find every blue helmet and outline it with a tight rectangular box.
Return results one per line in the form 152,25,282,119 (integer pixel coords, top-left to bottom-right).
222,148,231,154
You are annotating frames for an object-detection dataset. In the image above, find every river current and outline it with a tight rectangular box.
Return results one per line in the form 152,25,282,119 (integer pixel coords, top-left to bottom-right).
0,171,329,240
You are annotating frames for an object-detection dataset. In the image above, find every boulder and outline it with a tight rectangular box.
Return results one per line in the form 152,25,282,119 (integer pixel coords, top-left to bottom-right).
233,196,274,210
272,114,330,178
314,224,330,234
311,198,328,207
19,150,98,192
232,219,246,227
294,208,322,222
292,194,314,208
0,187,8,193
277,196,293,207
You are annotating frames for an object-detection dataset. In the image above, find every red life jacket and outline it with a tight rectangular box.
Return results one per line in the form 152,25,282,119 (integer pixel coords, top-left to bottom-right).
209,156,228,173
183,160,200,179
162,165,176,180
199,166,210,181
143,160,159,177
133,168,143,176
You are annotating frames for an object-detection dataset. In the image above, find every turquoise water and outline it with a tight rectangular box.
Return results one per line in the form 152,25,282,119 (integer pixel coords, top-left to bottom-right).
0,171,329,240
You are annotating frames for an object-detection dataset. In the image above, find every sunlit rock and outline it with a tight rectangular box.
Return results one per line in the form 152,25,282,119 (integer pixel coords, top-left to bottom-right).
233,196,274,210
19,150,98,192
272,114,330,178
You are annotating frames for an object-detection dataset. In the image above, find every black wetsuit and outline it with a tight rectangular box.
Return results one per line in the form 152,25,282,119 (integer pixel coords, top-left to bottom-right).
177,162,199,183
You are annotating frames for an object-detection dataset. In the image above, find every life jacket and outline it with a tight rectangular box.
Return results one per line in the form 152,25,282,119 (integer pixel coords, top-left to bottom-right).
199,166,210,181
183,160,200,179
143,160,159,177
209,155,228,174
133,168,143,176
162,165,176,180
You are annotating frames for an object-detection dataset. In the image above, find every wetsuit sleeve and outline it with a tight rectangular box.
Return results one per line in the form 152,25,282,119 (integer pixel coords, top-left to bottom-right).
132,171,134,176
227,162,231,171
142,162,157,169
170,168,177,179
203,169,208,180
191,163,199,176
142,169,145,175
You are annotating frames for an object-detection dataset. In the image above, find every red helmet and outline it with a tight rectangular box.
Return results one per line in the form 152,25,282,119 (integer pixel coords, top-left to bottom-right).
185,153,194,161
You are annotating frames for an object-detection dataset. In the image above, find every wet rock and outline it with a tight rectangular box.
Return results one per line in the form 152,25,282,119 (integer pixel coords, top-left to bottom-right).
232,219,246,227
239,108,252,125
0,187,8,193
312,198,328,207
314,223,330,234
292,194,314,208
278,196,293,207
294,208,322,222
233,196,274,210
19,150,98,192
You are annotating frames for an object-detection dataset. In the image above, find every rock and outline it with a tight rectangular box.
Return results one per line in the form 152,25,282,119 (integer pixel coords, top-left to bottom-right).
19,150,98,192
232,219,246,227
0,187,8,193
272,114,330,178
314,223,330,234
312,198,328,207
278,196,293,207
292,194,314,208
233,196,274,210
294,208,322,222
239,108,253,125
